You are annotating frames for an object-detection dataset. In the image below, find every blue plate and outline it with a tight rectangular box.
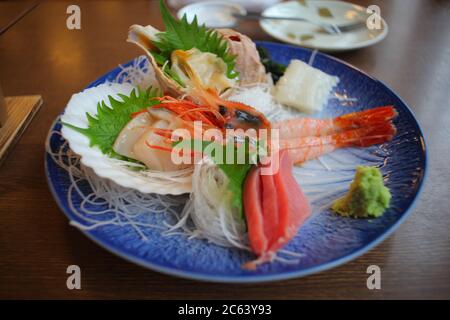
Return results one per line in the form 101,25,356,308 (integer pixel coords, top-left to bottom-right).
45,42,427,283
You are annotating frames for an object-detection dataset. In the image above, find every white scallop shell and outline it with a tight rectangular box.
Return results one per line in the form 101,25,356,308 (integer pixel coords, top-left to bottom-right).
61,82,193,195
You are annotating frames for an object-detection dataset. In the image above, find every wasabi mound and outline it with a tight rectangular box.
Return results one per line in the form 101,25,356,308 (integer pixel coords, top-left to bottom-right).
332,166,391,218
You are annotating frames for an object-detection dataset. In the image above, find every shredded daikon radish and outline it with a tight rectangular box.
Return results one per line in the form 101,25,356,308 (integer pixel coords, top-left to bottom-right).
166,158,248,249
46,128,186,240
228,84,295,122
113,55,159,90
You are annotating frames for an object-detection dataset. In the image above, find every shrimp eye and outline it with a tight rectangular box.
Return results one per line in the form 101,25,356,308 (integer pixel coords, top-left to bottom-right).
234,110,262,125
219,105,228,115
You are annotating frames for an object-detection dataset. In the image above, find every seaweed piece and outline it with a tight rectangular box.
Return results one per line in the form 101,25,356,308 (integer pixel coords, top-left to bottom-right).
257,46,287,84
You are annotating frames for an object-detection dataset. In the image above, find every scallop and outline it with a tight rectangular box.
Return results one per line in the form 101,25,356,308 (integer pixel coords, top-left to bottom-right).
113,112,152,159
113,108,191,172
132,120,175,171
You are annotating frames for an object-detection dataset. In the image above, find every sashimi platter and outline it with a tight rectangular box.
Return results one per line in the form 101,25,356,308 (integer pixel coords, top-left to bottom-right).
45,1,426,282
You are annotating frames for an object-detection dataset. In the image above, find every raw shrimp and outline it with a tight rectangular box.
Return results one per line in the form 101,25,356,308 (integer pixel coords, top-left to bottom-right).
273,106,397,139
281,122,397,164
175,55,272,131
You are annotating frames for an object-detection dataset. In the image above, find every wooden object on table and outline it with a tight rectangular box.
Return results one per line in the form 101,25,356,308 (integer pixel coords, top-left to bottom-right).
0,95,42,166
0,85,6,126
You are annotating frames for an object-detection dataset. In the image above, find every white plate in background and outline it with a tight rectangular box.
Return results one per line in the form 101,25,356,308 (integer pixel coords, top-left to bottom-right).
177,1,247,28
260,0,388,52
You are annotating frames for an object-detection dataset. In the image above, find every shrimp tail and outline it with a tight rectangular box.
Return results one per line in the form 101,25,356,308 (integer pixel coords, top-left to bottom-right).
282,122,396,164
336,121,397,148
335,105,397,129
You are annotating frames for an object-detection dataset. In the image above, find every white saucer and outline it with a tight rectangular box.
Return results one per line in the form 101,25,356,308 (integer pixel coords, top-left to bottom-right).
177,1,247,29
260,0,388,52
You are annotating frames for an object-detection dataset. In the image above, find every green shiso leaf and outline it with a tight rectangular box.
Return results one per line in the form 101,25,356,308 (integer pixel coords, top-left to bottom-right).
217,162,253,219
163,63,185,86
151,0,238,80
62,87,161,156
173,138,258,219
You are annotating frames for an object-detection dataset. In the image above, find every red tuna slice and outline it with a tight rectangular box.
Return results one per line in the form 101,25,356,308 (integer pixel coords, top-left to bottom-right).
261,173,279,244
268,150,311,253
243,150,311,269
243,166,268,256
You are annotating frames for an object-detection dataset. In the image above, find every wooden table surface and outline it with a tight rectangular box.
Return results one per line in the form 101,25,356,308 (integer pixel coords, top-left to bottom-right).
0,1,36,35
0,0,449,299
